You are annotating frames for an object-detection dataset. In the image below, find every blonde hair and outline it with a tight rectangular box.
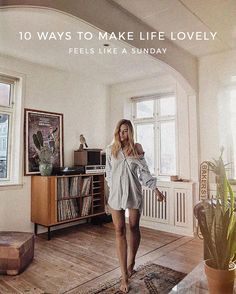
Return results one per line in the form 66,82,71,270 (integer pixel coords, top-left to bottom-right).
111,119,139,158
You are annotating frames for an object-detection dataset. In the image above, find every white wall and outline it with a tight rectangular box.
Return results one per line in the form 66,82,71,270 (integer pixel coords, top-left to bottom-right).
109,74,198,181
0,55,109,232
199,49,236,162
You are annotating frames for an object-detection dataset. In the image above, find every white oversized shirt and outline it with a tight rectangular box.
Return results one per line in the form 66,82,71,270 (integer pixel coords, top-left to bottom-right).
105,145,157,213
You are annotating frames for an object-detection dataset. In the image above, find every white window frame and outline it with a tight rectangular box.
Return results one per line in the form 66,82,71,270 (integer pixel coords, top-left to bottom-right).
132,93,177,177
0,70,24,187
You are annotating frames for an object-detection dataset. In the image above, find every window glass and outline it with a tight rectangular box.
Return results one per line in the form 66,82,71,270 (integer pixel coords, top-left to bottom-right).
136,100,154,118
0,75,21,185
0,114,9,178
160,120,176,175
0,83,11,107
136,123,154,174
133,94,176,178
159,96,175,116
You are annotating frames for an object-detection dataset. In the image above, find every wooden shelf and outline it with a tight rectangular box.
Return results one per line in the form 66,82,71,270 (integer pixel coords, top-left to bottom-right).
31,173,105,240
57,196,80,200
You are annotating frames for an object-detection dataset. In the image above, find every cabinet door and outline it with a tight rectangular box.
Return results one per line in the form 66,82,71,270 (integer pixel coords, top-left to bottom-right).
31,176,57,225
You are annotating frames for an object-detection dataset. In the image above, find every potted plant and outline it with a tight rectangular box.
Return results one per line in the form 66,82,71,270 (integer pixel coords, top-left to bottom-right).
194,149,236,294
33,130,53,176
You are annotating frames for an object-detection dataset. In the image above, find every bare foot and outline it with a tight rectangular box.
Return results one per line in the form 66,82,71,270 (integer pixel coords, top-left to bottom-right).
127,262,136,278
120,275,129,293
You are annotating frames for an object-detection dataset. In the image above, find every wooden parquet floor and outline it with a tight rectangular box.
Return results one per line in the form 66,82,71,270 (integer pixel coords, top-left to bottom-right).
0,222,203,293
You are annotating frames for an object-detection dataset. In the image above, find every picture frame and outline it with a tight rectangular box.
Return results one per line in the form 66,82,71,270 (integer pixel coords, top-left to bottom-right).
24,108,64,175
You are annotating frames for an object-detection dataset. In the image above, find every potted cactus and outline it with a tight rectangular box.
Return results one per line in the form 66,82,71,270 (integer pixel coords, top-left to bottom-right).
194,150,236,294
33,130,53,176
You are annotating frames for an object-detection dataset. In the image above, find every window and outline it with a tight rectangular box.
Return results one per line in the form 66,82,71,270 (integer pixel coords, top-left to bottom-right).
0,74,22,184
132,94,176,176
0,80,12,180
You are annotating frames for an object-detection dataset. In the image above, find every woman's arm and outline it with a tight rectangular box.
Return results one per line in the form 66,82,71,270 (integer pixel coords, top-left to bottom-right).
155,188,165,202
105,146,112,188
135,143,165,202
135,143,145,156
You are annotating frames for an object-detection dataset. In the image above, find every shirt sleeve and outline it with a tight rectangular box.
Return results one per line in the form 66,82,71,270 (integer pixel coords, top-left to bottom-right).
105,146,112,188
137,156,157,190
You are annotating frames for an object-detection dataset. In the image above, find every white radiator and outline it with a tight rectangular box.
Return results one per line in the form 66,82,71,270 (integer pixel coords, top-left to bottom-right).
138,182,235,236
140,182,195,236
142,188,168,223
175,189,187,226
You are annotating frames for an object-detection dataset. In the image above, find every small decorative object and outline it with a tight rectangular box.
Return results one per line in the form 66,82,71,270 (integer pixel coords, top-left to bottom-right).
79,134,88,150
194,148,236,294
24,109,64,175
33,131,53,176
199,161,210,200
170,175,178,181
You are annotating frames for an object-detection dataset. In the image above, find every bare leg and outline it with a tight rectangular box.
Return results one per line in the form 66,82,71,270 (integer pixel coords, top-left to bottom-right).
111,209,129,293
128,209,141,277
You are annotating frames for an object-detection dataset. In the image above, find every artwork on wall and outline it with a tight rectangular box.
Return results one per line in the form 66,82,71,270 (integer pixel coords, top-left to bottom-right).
24,108,64,175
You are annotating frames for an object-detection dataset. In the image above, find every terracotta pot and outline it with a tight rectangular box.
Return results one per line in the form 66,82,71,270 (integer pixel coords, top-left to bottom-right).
204,260,236,294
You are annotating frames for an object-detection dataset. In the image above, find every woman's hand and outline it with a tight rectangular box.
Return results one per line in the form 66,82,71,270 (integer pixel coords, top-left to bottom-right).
155,188,166,202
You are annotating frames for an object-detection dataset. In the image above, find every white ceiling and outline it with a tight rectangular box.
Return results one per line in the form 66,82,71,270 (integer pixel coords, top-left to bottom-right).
0,7,165,85
113,0,236,56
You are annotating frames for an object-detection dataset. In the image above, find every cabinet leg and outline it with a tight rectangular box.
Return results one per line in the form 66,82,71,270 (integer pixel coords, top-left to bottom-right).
48,227,51,241
34,223,38,235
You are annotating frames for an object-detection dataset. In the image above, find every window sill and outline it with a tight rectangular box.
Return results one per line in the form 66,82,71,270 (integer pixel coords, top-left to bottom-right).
0,182,24,190
156,177,171,181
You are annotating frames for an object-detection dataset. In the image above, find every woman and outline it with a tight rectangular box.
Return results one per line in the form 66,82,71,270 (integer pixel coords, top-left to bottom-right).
105,119,165,293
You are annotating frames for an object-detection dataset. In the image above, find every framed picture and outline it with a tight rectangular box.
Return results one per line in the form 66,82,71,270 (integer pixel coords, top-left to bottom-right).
24,108,64,175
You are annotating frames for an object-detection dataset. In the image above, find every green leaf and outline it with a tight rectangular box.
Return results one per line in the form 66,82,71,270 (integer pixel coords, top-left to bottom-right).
36,131,44,147
227,220,236,267
33,133,41,150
